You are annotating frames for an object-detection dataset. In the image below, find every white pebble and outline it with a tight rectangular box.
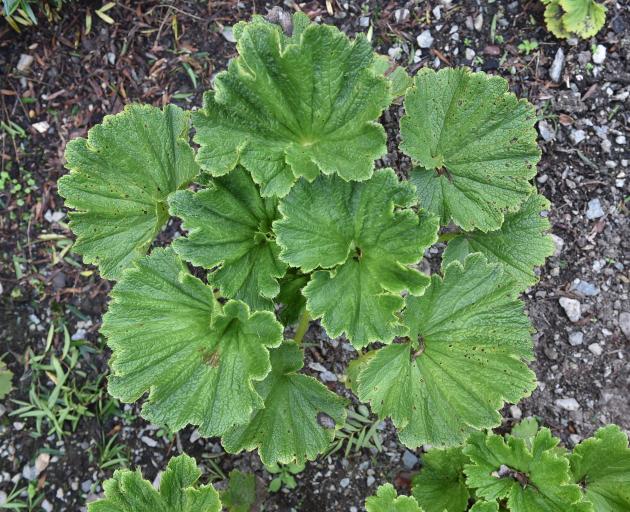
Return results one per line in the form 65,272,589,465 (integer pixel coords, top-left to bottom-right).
588,343,603,356
555,397,580,411
417,30,434,48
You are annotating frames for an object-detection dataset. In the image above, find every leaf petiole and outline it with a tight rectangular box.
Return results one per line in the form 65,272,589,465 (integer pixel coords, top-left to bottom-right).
293,309,311,344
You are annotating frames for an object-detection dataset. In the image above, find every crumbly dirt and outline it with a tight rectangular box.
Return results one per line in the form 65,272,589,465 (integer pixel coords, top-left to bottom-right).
0,1,628,511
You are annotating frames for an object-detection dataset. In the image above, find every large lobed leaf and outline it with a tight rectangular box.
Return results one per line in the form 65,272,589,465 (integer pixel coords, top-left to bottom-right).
102,248,283,437
443,194,554,291
569,425,630,512
464,428,592,512
366,484,424,512
357,254,536,447
169,167,287,310
88,454,220,512
411,447,470,512
559,0,606,39
222,342,347,466
274,169,439,348
193,12,390,197
401,68,540,232
59,104,198,280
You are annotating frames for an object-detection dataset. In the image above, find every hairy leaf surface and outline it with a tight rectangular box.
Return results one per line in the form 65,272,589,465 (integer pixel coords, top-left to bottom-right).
569,425,630,512
357,254,536,447
88,454,220,512
222,342,347,465
274,169,439,348
560,0,606,38
366,484,424,512
443,194,554,290
169,167,287,310
221,470,257,512
470,502,500,512
59,104,198,280
401,68,539,231
277,270,309,325
372,54,412,98
543,0,573,38
102,248,283,437
193,12,390,197
464,429,592,512
411,447,470,512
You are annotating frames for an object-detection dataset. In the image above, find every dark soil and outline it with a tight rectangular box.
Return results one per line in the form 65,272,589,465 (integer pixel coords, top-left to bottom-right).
1,1,628,511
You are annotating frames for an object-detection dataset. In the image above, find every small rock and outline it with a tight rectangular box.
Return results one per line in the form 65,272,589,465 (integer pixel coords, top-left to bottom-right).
619,312,630,340
474,13,483,31
35,453,50,476
568,331,584,346
550,234,564,256
555,397,580,411
402,450,419,469
570,129,586,144
221,26,236,43
616,135,627,145
41,500,53,512
32,121,50,134
44,210,65,223
189,430,201,443
0,491,6,506
17,54,34,72
340,477,350,488
320,370,337,382
586,198,605,219
549,48,565,83
592,45,606,64
588,343,603,356
308,362,327,373
388,47,402,60
141,435,158,447
81,480,93,493
538,120,555,141
359,16,370,27
22,464,37,481
417,30,434,48
367,475,375,487
106,52,116,65
394,8,410,23
559,297,581,322
571,279,599,296
465,48,476,61
510,405,522,420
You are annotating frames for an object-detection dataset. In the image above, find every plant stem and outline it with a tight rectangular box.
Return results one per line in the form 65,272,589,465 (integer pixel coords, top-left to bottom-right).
293,309,311,344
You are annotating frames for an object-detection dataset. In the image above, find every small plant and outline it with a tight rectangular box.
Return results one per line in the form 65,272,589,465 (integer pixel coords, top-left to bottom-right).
517,39,539,55
409,419,630,512
266,462,305,493
221,470,257,512
88,454,222,511
541,0,606,39
59,10,554,483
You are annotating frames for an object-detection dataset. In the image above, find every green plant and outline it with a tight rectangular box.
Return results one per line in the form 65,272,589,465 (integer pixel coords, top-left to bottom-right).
0,357,13,400
517,40,539,55
542,0,606,39
408,419,630,512
221,470,257,512
88,454,221,511
266,461,305,492
58,12,553,471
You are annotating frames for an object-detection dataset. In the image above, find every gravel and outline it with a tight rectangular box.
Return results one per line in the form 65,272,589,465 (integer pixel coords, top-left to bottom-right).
549,47,565,82
555,398,581,412
585,198,605,219
559,297,582,322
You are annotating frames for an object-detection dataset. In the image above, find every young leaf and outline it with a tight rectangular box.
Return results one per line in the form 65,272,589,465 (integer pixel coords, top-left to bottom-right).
511,418,540,449
442,194,554,290
464,429,592,512
544,0,573,38
559,0,606,39
277,270,309,325
371,53,413,98
88,454,221,512
221,470,257,512
59,104,198,280
169,167,287,310
274,169,439,348
357,254,536,447
366,484,424,512
222,342,347,466
102,248,283,437
0,360,13,401
400,68,540,232
193,12,390,197
569,425,630,512
470,502,500,512
411,447,470,512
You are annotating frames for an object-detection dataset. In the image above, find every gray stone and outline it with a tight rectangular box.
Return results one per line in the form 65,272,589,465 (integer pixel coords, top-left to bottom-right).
586,198,605,219
570,129,586,144
619,312,630,340
367,475,375,487
551,234,564,256
571,280,600,296
340,477,350,488
538,120,555,141
592,44,606,64
141,435,157,447
417,30,434,48
568,331,584,346
394,8,410,23
559,297,581,322
549,48,565,83
555,397,580,411
221,26,236,43
402,450,419,469
17,54,34,72
509,405,522,420
588,343,603,356
465,48,476,61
